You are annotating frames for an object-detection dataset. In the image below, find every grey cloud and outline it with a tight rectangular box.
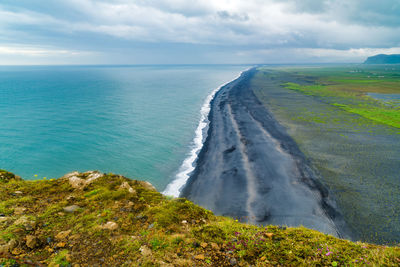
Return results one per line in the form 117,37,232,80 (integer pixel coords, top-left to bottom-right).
217,11,249,21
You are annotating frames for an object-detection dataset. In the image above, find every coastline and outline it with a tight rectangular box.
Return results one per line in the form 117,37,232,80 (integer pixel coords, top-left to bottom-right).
163,68,250,197
180,68,351,239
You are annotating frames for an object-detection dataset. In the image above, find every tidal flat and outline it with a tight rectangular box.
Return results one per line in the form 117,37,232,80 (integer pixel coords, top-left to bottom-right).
252,65,400,244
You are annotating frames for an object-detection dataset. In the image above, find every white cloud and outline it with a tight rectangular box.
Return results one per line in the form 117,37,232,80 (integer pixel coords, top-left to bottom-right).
0,45,89,57
0,0,400,63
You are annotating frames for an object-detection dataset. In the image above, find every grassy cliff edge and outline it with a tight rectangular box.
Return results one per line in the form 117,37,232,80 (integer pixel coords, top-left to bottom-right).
0,169,399,266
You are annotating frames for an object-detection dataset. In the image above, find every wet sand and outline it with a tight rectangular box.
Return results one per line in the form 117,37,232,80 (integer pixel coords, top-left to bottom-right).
181,69,350,238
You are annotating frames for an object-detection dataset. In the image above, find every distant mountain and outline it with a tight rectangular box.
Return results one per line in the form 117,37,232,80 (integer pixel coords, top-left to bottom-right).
364,54,400,64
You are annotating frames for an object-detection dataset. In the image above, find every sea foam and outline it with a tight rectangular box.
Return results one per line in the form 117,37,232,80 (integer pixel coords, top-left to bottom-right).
163,69,247,197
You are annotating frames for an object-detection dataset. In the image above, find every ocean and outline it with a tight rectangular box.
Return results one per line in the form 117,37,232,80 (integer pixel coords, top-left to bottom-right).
0,65,247,193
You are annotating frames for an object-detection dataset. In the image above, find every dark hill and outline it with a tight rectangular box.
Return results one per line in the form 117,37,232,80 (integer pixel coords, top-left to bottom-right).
364,54,400,64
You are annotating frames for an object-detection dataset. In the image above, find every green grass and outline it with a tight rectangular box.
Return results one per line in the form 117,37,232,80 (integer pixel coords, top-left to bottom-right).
1,170,400,266
284,75,400,130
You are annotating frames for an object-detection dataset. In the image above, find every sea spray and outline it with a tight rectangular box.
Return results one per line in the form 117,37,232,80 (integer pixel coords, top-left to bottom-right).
163,69,248,197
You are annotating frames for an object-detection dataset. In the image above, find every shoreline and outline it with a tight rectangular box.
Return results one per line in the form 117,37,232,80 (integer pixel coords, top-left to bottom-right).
163,69,250,197
181,68,351,239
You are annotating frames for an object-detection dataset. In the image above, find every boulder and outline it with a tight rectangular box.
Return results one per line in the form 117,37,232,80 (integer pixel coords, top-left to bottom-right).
62,171,104,190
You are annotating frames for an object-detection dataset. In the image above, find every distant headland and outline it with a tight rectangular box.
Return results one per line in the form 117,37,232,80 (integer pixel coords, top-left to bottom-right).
364,54,400,64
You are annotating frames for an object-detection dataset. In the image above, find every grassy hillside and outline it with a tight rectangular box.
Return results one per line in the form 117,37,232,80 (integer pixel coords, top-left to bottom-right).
0,169,400,266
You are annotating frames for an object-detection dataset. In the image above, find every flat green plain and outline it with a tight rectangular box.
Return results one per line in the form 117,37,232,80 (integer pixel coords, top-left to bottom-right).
252,65,400,244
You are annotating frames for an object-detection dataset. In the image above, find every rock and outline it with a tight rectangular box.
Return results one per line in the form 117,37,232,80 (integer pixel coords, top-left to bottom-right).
55,230,72,240
68,176,86,189
66,195,76,201
139,245,152,257
200,242,208,249
138,181,157,191
14,207,27,215
13,215,36,230
211,243,219,250
63,205,80,213
148,223,155,229
0,239,17,254
26,235,39,249
264,232,274,238
119,182,137,195
56,242,67,248
84,171,104,182
229,257,238,266
194,254,205,260
101,221,118,230
62,171,104,189
14,191,23,195
181,220,188,224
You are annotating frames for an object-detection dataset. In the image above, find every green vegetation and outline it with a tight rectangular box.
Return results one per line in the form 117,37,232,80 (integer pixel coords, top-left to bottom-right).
1,171,400,266
283,69,400,130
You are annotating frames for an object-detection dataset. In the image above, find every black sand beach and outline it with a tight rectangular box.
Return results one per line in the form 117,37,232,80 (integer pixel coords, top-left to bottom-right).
181,69,350,238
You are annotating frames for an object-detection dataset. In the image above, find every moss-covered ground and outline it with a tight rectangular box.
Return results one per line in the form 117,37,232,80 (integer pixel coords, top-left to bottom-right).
252,66,400,244
0,169,399,266
282,65,400,130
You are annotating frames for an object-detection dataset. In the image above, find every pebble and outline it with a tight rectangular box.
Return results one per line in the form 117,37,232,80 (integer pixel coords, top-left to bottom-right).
200,242,208,248
56,242,67,248
25,235,39,249
101,221,118,230
194,254,205,260
14,207,27,215
63,205,80,213
264,233,274,238
139,245,152,257
211,242,219,250
56,230,72,240
230,257,238,266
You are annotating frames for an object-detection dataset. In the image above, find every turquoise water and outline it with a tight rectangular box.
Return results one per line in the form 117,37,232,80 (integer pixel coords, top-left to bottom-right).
0,65,246,190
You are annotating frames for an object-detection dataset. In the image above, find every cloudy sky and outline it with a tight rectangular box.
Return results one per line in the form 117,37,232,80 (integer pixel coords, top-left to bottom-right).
1,0,400,65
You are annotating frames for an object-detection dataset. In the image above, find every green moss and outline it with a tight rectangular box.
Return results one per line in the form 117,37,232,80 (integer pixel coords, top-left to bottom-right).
1,170,399,266
284,81,400,130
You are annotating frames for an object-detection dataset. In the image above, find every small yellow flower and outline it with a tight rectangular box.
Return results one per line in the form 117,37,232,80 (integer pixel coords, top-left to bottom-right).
43,177,47,180
34,174,38,177
50,178,55,182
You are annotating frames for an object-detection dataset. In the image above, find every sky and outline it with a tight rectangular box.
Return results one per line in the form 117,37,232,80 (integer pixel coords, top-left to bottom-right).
0,0,400,65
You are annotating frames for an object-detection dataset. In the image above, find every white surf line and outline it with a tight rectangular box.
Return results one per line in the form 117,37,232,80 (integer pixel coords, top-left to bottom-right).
227,103,258,223
163,69,249,197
